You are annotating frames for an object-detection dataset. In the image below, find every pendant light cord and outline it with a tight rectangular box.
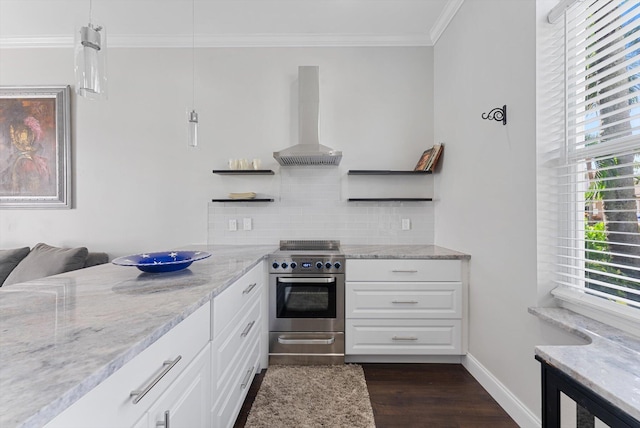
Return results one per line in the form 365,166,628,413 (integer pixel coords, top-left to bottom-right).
88,0,93,25
192,0,196,109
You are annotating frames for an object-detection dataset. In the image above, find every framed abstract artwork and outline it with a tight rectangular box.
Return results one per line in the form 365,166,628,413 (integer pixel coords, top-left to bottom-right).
0,86,71,208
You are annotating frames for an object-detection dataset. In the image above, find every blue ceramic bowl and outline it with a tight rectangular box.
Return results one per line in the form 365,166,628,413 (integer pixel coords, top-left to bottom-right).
112,250,211,273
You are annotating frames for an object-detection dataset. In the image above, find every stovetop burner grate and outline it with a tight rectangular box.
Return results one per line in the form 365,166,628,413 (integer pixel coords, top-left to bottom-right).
279,240,341,251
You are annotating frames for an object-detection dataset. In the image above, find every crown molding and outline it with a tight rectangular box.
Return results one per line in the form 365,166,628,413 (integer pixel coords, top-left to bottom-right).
429,0,464,45
0,33,434,49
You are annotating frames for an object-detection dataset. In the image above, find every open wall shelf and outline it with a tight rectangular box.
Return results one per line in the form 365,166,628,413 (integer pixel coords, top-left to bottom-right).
211,198,274,203
348,170,432,175
212,170,275,175
348,198,432,202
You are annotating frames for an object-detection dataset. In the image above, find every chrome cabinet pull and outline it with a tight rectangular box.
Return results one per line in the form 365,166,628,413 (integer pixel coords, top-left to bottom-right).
130,355,182,404
392,300,418,304
243,282,257,295
392,336,418,341
277,277,336,284
156,410,170,428
241,366,255,389
241,320,256,338
391,270,418,273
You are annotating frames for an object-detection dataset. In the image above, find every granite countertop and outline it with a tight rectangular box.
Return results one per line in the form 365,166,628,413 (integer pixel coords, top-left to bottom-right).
0,243,467,428
0,245,275,428
342,244,470,259
529,307,640,421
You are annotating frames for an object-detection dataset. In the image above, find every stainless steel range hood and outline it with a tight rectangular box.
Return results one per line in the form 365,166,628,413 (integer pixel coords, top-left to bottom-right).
273,66,342,166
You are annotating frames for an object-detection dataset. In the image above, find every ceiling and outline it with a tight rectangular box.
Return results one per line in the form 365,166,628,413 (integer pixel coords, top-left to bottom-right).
0,0,463,48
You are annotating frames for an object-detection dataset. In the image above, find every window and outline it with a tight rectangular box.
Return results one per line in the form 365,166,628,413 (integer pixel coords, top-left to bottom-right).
550,0,640,321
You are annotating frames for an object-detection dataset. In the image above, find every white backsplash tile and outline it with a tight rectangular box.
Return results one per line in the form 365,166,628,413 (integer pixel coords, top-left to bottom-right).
208,167,434,245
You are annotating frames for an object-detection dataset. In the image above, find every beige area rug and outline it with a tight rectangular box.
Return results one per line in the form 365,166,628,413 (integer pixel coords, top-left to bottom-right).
245,364,376,428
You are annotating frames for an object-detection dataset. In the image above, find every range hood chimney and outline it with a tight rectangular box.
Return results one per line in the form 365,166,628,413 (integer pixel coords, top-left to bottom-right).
273,66,342,166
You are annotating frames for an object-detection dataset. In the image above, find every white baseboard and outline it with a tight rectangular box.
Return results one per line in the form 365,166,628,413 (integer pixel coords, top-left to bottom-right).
463,353,541,428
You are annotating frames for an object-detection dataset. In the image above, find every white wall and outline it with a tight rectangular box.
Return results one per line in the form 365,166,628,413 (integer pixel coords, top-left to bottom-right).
433,0,560,426
0,47,433,256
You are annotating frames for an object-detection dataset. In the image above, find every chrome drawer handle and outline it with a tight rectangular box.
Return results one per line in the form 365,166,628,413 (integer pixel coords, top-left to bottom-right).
241,366,255,389
392,300,418,304
391,270,418,273
243,282,257,294
241,320,256,338
156,410,170,428
130,355,182,404
392,336,418,341
277,336,335,345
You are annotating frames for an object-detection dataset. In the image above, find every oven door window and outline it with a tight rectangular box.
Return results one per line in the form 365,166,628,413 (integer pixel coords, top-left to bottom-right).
276,278,336,319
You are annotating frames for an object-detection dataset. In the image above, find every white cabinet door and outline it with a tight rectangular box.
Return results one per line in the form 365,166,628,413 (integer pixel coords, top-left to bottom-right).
147,345,211,428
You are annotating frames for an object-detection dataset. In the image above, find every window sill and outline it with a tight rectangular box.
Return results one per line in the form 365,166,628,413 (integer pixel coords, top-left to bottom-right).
551,286,640,338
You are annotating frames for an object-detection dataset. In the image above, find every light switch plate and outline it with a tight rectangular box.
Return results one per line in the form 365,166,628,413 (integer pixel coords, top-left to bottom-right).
402,218,411,230
228,219,237,231
243,218,252,231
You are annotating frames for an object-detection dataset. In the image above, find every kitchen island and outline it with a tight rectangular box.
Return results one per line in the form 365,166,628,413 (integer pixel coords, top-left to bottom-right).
0,244,468,428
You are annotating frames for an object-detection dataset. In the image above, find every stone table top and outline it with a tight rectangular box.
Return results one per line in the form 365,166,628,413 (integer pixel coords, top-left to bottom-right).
529,306,640,422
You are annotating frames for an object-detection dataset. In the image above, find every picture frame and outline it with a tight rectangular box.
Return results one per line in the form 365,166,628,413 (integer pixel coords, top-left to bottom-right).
0,85,71,208
414,148,433,171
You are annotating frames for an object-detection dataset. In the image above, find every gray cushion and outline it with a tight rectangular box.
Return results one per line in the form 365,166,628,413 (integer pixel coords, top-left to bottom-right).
0,247,30,287
84,252,109,268
3,243,89,286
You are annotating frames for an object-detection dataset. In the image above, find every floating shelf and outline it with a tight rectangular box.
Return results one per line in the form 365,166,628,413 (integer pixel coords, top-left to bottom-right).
212,170,275,175
348,170,432,175
211,198,274,203
347,198,433,202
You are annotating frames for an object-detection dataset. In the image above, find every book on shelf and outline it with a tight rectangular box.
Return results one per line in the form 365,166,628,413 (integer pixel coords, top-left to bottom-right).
414,144,444,172
425,143,443,172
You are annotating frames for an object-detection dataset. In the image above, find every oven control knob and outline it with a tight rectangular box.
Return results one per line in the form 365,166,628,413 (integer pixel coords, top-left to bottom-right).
315,261,323,269
325,262,332,269
272,262,279,269
281,262,288,269
290,262,297,269
334,261,342,269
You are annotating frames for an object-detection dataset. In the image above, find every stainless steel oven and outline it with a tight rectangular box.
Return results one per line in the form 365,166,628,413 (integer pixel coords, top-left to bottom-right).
268,240,345,365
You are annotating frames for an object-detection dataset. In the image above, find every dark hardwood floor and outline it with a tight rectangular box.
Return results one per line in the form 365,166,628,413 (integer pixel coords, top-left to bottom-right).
234,363,518,428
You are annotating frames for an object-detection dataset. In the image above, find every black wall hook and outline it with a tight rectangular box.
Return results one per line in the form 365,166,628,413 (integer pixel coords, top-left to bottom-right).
482,105,507,125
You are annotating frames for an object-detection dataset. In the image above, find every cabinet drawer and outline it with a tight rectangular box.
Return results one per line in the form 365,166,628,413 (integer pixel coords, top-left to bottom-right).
45,304,210,428
213,263,263,339
346,282,462,319
211,337,261,428
347,259,461,282
345,319,462,355
212,297,261,396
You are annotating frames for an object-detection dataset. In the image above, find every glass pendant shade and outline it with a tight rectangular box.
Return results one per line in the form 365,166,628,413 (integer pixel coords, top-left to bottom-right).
188,110,199,147
74,23,107,100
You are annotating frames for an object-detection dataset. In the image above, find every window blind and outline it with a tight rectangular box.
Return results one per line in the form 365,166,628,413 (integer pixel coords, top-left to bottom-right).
555,0,640,309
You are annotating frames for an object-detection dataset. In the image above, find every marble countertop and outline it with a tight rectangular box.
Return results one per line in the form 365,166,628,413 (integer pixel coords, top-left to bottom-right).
529,307,640,421
0,243,467,428
342,244,470,259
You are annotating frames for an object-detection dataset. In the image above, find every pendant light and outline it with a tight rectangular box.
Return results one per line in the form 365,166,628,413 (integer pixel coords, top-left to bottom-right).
187,0,199,147
74,0,107,100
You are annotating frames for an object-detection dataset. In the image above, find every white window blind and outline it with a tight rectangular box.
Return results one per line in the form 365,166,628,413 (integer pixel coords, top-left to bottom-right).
555,0,640,310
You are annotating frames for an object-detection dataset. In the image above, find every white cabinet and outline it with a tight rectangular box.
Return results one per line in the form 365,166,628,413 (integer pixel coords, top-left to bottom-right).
345,259,467,359
211,262,265,428
44,304,210,428
146,345,211,428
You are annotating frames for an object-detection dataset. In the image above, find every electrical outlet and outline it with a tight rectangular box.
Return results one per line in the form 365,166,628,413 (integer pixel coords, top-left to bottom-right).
228,219,237,231
402,218,411,230
243,218,252,231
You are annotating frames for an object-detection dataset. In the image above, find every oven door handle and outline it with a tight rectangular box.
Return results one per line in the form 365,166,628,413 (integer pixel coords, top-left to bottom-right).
277,336,336,345
277,277,336,284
